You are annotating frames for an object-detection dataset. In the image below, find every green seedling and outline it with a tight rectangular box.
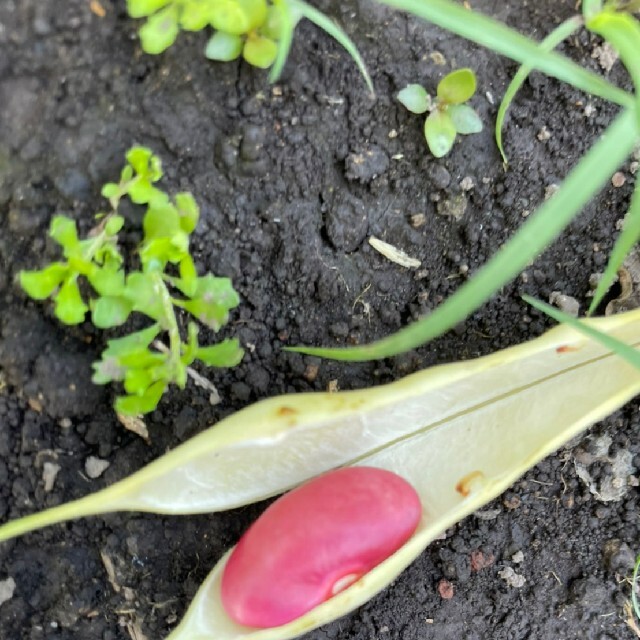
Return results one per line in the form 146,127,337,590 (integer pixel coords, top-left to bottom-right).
126,0,373,90
397,68,482,158
1,310,640,640
19,146,243,417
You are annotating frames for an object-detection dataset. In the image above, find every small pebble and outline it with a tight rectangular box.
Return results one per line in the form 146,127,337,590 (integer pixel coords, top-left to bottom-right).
498,566,526,588
611,172,626,188
0,578,16,606
85,456,110,479
42,462,61,492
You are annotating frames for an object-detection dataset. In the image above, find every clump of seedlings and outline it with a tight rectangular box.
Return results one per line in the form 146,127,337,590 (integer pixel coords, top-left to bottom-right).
19,146,243,416
397,68,483,158
126,0,373,89
127,0,283,67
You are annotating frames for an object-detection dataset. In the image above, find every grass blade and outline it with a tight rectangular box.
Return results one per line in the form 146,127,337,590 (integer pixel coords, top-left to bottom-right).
287,0,374,93
376,0,633,108
496,16,583,165
588,179,640,314
288,109,638,360
523,295,640,370
269,0,298,83
633,554,640,620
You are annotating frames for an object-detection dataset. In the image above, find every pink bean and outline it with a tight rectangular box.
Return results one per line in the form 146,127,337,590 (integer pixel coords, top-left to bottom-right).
221,466,422,628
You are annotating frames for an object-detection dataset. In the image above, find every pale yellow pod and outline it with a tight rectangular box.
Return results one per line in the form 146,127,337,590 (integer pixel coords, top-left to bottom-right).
163,310,640,640
1,310,640,640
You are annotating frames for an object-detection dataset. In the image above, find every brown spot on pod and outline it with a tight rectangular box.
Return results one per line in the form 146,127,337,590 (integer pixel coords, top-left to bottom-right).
221,466,422,628
455,470,485,497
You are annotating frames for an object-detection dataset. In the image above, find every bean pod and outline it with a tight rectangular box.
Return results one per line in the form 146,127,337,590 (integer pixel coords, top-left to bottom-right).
221,466,422,628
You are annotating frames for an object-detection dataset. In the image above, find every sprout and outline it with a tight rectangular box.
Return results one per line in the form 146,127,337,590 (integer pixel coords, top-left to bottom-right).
398,68,483,158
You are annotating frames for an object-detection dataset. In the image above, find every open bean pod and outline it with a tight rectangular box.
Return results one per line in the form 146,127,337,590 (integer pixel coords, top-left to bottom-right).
1,311,640,639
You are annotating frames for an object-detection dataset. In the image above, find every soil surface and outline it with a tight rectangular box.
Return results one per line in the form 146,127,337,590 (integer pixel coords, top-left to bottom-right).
0,1,639,639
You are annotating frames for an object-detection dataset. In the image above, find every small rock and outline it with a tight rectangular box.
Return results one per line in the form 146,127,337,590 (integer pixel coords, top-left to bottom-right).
437,578,454,599
611,172,626,188
428,165,451,190
345,146,389,183
85,456,110,479
0,577,16,606
498,566,526,588
549,291,580,317
459,176,475,191
537,126,551,141
470,550,495,572
436,194,467,221
42,462,61,492
511,550,525,564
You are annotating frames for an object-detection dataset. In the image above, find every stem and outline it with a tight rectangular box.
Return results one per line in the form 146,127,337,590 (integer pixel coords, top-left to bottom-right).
152,271,185,385
0,490,122,544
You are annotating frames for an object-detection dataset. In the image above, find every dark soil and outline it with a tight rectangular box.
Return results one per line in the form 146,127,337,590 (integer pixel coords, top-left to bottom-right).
0,1,639,639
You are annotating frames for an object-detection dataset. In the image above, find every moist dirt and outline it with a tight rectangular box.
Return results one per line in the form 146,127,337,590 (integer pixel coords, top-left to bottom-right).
0,1,639,639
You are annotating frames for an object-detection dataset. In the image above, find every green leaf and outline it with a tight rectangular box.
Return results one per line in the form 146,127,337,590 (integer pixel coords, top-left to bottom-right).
127,0,172,18
123,367,156,395
179,0,213,30
49,215,79,251
127,146,162,181
424,110,456,158
139,5,180,54
243,34,278,68
175,192,200,234
105,215,125,236
140,232,190,270
437,68,476,105
589,179,640,314
101,183,120,200
397,84,430,114
91,296,133,328
205,31,244,61
448,104,483,134
179,274,240,330
210,0,252,34
288,108,637,360
115,380,167,415
495,16,581,165
92,355,126,385
19,263,68,300
124,272,165,321
54,278,88,325
196,338,244,367
104,325,161,358
88,266,126,297
179,255,198,297
143,200,181,240
261,3,284,40
239,0,268,30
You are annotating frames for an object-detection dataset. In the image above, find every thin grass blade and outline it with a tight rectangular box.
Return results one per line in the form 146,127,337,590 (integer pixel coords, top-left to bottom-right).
589,179,640,314
496,16,582,165
288,109,638,361
268,0,298,83
376,0,632,108
524,295,640,369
